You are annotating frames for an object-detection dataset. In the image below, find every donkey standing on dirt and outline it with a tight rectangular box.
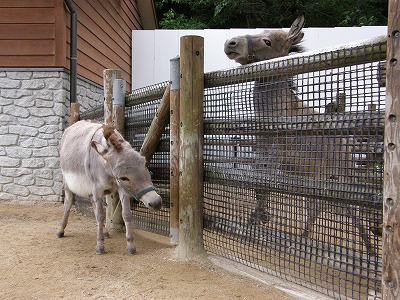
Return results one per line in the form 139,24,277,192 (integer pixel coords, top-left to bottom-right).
224,14,377,253
57,120,162,255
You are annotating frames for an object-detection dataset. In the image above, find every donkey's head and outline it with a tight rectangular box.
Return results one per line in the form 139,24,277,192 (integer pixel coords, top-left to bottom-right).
224,13,305,65
91,124,162,210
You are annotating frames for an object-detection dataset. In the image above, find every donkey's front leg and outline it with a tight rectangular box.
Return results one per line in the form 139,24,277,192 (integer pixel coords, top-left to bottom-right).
91,196,106,254
302,198,321,237
120,195,136,255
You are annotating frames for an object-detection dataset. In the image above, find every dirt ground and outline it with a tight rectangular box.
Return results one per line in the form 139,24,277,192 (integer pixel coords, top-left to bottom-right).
0,201,297,300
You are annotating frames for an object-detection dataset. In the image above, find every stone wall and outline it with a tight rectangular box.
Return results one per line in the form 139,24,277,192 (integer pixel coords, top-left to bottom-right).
0,68,103,202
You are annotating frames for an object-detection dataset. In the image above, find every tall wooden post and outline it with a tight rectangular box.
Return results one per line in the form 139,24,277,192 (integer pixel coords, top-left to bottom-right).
103,69,121,125
103,69,123,230
170,56,180,245
177,36,204,258
382,1,400,299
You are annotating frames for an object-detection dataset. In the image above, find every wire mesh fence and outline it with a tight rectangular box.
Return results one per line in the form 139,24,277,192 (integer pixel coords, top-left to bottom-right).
202,40,385,299
77,37,385,300
125,82,170,236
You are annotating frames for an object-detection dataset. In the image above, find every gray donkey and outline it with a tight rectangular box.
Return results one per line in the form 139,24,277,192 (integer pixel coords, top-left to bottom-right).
58,120,162,254
224,14,378,253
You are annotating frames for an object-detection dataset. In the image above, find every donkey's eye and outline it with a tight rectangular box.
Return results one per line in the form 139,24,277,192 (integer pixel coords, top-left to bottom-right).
264,39,272,46
119,177,130,182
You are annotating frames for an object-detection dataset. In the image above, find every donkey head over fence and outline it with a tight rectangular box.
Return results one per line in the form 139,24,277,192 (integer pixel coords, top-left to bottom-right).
224,13,305,65
224,14,380,254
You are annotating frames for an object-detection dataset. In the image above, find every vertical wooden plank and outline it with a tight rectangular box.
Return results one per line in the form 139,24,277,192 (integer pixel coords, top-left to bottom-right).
169,56,180,245
177,36,204,258
103,69,123,230
69,102,80,125
382,1,400,299
103,69,121,125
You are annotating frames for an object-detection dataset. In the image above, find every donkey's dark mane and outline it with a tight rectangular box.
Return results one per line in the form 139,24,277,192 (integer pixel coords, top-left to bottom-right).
103,124,124,152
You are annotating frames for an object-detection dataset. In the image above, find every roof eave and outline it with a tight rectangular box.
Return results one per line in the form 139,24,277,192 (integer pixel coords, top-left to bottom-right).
137,0,158,30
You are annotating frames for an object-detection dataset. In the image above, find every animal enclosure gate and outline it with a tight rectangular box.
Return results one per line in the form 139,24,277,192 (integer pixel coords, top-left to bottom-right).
80,37,385,300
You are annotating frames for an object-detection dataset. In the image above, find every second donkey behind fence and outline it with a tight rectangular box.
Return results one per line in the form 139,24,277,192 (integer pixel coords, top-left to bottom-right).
224,13,381,253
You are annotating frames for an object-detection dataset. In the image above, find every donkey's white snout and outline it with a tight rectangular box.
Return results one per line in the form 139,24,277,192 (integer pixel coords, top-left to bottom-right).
144,193,162,211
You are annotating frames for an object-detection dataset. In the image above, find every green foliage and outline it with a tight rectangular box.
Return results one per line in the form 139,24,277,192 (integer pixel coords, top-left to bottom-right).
155,0,388,29
159,9,208,29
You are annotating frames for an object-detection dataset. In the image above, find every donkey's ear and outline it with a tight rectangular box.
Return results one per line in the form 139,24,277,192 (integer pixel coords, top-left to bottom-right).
287,13,305,41
292,32,304,45
91,140,109,157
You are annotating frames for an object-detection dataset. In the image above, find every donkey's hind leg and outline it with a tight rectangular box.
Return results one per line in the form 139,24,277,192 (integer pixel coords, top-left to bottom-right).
249,188,271,225
348,206,375,255
56,186,74,238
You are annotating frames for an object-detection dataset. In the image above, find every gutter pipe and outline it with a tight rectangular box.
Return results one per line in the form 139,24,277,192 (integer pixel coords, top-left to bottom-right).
64,0,77,104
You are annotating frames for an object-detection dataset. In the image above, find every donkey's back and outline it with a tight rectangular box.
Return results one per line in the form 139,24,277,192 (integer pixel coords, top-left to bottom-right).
60,120,104,198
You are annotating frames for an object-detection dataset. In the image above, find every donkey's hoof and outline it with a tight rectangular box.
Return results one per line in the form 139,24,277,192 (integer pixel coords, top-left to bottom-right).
96,246,105,255
127,246,137,255
56,231,64,238
103,231,110,239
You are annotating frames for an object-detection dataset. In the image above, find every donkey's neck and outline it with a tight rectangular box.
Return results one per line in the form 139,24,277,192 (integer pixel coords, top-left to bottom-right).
254,79,315,117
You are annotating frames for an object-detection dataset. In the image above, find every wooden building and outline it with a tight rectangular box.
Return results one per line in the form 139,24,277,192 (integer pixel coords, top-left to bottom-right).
0,0,157,90
0,0,157,204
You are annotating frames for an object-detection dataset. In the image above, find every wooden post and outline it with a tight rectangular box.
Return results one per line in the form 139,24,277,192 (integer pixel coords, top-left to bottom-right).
170,56,180,245
382,1,400,299
140,84,171,163
103,69,121,125
336,92,346,112
69,102,80,125
103,69,123,230
177,36,204,258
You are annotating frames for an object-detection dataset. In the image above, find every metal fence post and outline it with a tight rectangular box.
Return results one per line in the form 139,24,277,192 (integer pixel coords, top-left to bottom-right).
170,55,180,245
382,1,400,299
112,78,126,135
103,69,124,230
177,36,205,258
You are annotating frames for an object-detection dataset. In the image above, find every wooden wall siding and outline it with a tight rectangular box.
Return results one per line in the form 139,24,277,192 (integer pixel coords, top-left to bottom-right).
0,0,59,67
0,0,142,90
70,0,142,90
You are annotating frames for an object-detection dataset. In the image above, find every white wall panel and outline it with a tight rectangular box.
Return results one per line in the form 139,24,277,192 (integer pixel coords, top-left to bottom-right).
132,26,387,90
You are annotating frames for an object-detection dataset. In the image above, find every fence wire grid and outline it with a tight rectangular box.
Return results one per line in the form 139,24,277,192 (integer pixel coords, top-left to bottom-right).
203,42,385,300
78,39,386,300
125,82,170,236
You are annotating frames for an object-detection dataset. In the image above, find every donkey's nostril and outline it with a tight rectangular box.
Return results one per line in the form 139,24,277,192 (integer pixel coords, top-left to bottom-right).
148,197,162,210
229,40,237,47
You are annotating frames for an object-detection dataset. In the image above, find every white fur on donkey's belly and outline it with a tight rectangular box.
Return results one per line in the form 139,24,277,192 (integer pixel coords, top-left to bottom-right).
63,172,93,198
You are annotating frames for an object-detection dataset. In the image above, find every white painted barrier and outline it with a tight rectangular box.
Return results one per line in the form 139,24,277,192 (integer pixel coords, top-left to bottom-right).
132,26,387,90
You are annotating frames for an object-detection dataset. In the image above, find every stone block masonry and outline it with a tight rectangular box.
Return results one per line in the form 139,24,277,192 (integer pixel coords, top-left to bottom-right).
0,68,103,202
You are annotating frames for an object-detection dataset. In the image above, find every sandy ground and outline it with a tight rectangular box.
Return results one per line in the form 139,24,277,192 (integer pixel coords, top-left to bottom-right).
0,201,297,300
